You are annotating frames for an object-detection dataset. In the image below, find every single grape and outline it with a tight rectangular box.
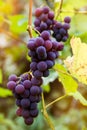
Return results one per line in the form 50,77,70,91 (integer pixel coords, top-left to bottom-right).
30,102,37,110
15,84,25,94
43,70,49,77
8,74,18,81
41,31,50,40
47,51,56,60
44,40,52,51
34,18,41,27
35,8,43,17
46,60,54,69
7,81,16,90
35,37,44,47
33,70,43,79
21,98,30,108
48,11,54,19
37,61,47,71
31,77,43,86
24,117,34,125
23,80,32,89
30,109,39,117
30,86,40,96
22,109,30,118
64,16,71,23
30,62,37,71
43,6,49,14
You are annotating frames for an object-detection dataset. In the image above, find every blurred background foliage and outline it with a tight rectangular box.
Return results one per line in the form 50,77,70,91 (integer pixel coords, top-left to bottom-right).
0,0,87,130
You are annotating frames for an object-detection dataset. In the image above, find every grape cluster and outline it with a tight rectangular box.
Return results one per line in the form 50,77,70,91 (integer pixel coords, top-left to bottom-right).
7,73,42,125
52,17,71,42
34,6,54,33
28,31,64,78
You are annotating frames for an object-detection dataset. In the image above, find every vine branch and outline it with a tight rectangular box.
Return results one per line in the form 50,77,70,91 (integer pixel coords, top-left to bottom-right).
27,0,33,38
45,94,67,109
41,92,55,130
56,0,63,19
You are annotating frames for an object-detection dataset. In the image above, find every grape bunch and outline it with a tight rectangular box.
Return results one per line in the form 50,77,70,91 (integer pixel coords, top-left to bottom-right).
52,17,71,42
27,30,64,78
7,73,42,125
34,6,54,33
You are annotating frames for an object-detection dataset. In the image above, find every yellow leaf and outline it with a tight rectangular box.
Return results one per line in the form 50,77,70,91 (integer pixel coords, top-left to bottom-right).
64,37,87,85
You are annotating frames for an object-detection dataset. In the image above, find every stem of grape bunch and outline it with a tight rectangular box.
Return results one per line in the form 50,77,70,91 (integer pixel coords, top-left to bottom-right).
27,0,33,38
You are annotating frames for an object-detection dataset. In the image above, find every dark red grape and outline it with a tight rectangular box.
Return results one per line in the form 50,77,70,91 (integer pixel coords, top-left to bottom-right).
24,117,34,125
64,16,71,23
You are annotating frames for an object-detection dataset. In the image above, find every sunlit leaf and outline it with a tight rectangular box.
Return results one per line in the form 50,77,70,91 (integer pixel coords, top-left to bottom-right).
70,91,87,106
54,64,78,94
0,88,12,97
64,37,87,85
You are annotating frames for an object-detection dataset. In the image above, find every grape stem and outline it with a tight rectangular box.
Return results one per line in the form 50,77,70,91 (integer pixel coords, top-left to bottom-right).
41,92,55,130
45,94,67,109
56,0,63,19
27,0,33,38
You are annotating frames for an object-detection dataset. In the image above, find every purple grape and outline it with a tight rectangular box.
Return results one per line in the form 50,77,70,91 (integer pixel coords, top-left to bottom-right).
62,36,68,42
29,95,38,102
59,28,66,35
30,102,37,110
43,6,49,14
30,62,37,71
35,37,44,47
44,40,52,51
7,81,16,90
8,74,18,81
46,60,54,69
27,40,36,50
40,22,48,31
52,41,59,50
37,61,47,71
47,51,56,60
28,51,36,57
33,70,43,79
34,18,41,27
64,16,71,23
43,70,49,77
23,80,32,89
30,86,40,96
15,84,25,94
57,42,64,51
22,109,30,118
21,98,30,108
16,99,21,107
31,77,43,86
22,90,30,98
63,23,70,30
48,11,54,19
36,46,47,60
41,31,50,40
24,117,34,125
30,109,39,117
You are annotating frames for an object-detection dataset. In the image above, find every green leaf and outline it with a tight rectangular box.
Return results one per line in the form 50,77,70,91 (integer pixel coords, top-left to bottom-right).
0,69,2,83
54,64,78,94
42,84,50,92
70,91,87,106
9,15,28,34
0,88,12,97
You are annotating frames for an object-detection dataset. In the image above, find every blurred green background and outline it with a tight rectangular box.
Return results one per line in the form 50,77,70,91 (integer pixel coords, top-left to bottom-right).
0,0,87,130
